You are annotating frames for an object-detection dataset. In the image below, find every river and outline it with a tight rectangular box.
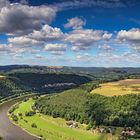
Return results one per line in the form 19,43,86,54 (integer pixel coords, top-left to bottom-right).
0,97,39,140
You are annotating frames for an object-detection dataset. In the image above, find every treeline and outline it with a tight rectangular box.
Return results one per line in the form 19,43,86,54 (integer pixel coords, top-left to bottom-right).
34,89,88,121
34,87,140,137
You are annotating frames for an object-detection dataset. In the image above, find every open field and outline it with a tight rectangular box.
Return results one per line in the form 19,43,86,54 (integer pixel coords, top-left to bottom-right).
9,98,104,140
91,79,140,96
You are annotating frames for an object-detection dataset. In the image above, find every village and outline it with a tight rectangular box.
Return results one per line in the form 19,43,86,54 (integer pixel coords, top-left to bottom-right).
66,121,136,139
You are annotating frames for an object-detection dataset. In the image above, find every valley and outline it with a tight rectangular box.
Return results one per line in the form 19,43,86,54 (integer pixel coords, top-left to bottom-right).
9,98,103,140
0,66,140,140
0,0,140,139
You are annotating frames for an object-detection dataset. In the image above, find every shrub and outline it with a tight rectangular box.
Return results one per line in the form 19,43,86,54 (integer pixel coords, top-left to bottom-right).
18,113,22,116
25,111,36,116
23,98,29,102
31,123,37,128
86,125,92,130
24,120,28,123
32,96,39,100
9,104,19,114
11,114,18,122
39,134,43,137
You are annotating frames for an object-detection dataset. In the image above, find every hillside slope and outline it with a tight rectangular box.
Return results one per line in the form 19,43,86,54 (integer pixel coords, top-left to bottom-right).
9,73,91,93
0,73,91,101
0,76,27,100
35,87,140,138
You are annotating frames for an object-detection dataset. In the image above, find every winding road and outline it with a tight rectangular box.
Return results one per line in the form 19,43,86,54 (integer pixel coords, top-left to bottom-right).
0,97,39,140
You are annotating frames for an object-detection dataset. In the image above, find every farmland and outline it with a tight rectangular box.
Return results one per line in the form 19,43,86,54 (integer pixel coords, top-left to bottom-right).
9,98,104,140
91,79,140,96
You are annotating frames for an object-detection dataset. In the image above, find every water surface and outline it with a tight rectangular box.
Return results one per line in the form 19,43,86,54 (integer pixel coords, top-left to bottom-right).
0,97,39,140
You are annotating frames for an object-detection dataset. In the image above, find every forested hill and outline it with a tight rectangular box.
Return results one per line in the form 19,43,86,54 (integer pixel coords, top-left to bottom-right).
0,65,140,102
9,73,91,92
0,73,91,101
1,65,140,75
0,76,27,101
1,65,140,83
35,87,140,138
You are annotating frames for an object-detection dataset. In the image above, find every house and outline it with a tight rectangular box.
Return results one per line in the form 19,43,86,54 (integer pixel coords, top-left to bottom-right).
121,127,136,137
66,121,78,128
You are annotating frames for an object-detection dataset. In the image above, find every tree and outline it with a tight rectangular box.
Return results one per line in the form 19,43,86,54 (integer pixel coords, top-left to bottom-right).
31,123,37,128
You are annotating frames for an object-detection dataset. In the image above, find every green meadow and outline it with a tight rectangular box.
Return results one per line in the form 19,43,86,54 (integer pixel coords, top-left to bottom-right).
9,98,104,140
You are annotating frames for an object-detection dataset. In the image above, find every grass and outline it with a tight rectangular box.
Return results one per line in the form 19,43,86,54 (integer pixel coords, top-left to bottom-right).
9,98,105,140
91,79,140,96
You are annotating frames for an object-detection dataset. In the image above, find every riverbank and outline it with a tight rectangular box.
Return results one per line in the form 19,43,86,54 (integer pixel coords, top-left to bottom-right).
9,98,104,140
0,94,39,140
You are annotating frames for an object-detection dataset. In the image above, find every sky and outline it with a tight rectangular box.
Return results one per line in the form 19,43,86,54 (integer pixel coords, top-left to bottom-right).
0,0,140,67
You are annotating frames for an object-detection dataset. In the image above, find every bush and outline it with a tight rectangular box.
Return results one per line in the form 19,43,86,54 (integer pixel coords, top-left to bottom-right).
18,113,22,116
23,98,29,102
39,134,43,137
9,108,15,114
25,111,36,116
32,96,39,100
9,104,19,114
86,124,92,130
11,114,18,122
24,120,28,123
31,123,37,128
86,121,96,130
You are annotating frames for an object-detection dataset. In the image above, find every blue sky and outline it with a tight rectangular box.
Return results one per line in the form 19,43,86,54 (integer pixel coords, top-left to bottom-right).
0,0,140,67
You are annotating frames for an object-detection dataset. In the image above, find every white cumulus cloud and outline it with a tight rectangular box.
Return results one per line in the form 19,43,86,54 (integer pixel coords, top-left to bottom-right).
0,2,56,35
117,28,140,52
64,17,86,29
64,29,112,51
44,43,67,55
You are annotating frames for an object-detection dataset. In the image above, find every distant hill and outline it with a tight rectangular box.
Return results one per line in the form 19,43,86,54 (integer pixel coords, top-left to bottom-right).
0,65,140,101
9,73,91,93
0,65,30,72
0,65,140,83
1,65,140,75
0,72,91,101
